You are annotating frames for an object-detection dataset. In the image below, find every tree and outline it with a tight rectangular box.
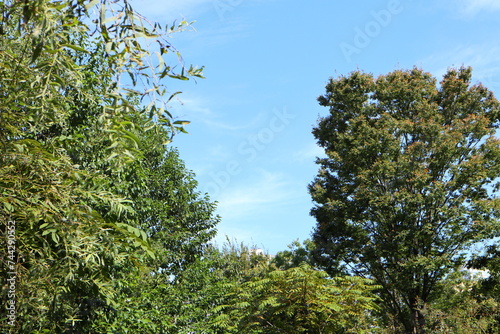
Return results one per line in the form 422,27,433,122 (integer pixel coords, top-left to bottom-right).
215,263,380,333
309,67,500,333
152,240,274,334
272,239,316,270
62,108,219,277
423,268,499,333
76,114,220,333
468,245,500,331
0,0,207,332
172,240,379,334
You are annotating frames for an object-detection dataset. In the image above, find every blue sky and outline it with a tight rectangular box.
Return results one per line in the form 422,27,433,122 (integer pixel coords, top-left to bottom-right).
130,0,500,254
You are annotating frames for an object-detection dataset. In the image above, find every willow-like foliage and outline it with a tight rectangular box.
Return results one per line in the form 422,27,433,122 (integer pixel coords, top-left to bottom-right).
0,1,208,332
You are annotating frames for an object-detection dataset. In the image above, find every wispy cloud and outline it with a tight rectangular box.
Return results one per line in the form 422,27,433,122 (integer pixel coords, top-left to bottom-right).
211,225,262,249
211,169,313,253
456,0,500,16
176,95,213,116
131,0,215,21
418,44,500,92
292,142,325,163
174,93,264,132
211,170,299,251
202,112,266,132
216,170,296,221
193,21,251,48
131,0,256,52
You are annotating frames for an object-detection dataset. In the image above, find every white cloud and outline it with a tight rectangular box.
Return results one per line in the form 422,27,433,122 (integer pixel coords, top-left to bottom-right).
210,225,261,248
202,112,266,132
210,170,300,251
130,0,215,22
418,44,500,93
179,96,213,115
292,142,325,163
129,0,255,50
457,0,500,16
173,94,265,132
204,144,230,160
216,170,296,221
209,169,314,254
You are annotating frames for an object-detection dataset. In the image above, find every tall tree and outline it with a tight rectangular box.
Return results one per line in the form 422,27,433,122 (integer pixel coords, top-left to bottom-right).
72,113,220,333
0,0,206,332
309,67,500,333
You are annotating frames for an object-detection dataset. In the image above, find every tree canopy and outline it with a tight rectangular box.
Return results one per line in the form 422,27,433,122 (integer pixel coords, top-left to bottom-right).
3,1,500,332
309,67,500,333
0,0,214,332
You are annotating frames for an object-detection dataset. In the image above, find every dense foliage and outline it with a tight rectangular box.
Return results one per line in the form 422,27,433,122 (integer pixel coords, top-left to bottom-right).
310,67,500,333
2,1,500,333
0,0,211,332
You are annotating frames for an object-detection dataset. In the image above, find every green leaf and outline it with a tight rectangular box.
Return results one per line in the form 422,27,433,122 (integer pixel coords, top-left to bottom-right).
42,229,57,236
61,43,90,53
85,0,100,11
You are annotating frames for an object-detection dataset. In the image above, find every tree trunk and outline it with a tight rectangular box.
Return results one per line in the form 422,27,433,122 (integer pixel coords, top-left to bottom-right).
410,304,426,334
